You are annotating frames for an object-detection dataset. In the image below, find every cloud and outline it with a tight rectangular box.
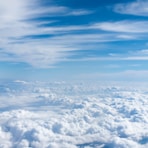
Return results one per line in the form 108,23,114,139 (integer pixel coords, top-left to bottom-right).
93,21,148,33
2,13,140,68
0,33,118,68
68,9,93,16
117,49,148,61
26,4,93,17
0,0,94,68
110,49,148,61
114,0,148,16
4,30,143,68
65,48,148,62
0,0,27,21
124,49,148,60
1,0,147,68
1,81,148,147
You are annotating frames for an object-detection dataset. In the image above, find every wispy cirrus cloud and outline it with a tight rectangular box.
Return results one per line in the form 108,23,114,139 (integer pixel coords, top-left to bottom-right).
93,21,148,33
27,6,93,18
1,0,148,68
114,0,148,16
0,0,28,21
125,49,148,60
66,48,148,62
109,49,148,61
1,31,136,68
0,0,94,68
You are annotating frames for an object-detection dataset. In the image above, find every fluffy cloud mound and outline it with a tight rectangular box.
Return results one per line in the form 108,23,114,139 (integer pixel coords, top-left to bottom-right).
0,81,148,147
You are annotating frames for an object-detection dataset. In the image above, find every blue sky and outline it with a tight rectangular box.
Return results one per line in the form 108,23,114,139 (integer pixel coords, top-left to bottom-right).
0,0,148,81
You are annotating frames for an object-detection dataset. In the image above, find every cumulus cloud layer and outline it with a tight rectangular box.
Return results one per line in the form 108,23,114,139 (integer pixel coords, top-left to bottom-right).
0,81,148,147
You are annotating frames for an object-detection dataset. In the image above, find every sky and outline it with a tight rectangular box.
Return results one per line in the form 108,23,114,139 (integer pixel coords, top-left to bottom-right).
0,0,148,82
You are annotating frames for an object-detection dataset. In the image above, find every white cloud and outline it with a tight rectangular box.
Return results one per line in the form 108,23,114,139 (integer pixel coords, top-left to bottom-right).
0,0,94,68
0,0,102,69
0,0,147,68
0,0,27,22
64,48,148,62
26,4,93,17
112,49,148,61
123,49,148,60
116,34,137,39
0,81,148,147
2,30,142,67
1,20,138,68
135,49,148,55
114,0,148,16
68,9,93,16
93,21,148,33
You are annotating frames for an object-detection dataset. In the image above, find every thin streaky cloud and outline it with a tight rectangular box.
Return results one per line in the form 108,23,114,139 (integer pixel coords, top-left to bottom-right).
0,0,148,71
26,4,93,17
0,0,94,68
1,29,147,68
3,2,146,69
114,0,148,16
93,21,148,33
67,9,93,16
65,49,148,62
0,33,122,67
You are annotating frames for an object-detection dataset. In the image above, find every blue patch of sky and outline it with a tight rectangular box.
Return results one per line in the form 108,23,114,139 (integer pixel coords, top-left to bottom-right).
40,0,135,8
27,0,138,27
22,34,55,40
0,62,31,80
66,39,148,59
